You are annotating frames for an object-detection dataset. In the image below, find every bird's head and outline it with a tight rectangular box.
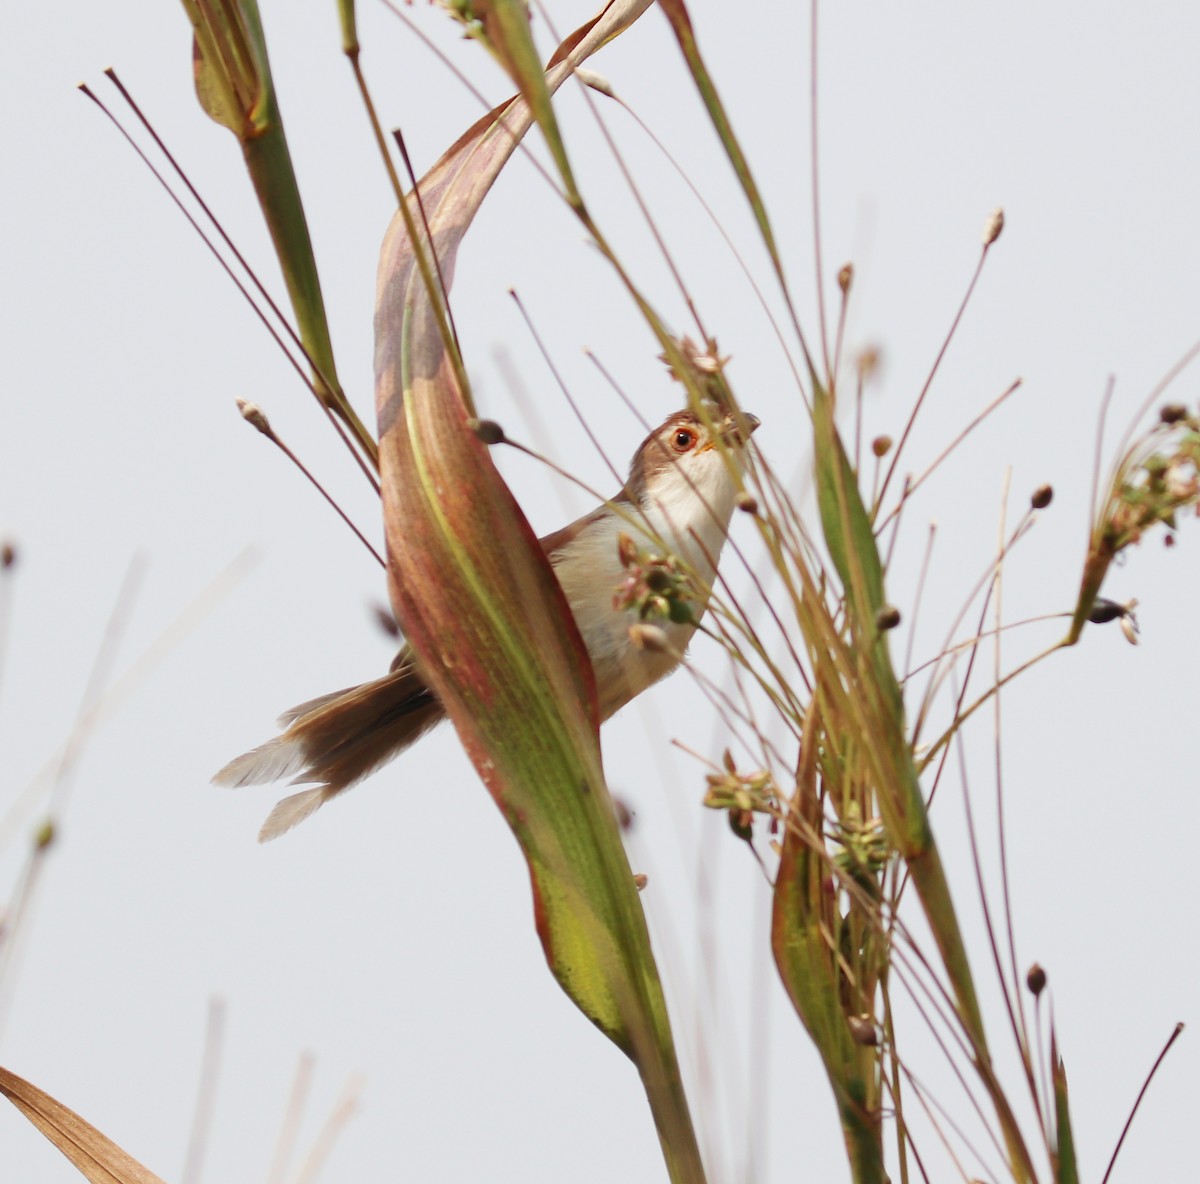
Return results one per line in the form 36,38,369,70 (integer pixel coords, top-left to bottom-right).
624,407,760,516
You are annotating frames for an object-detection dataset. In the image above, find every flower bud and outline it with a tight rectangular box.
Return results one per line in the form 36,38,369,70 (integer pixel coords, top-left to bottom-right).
237,397,273,437
982,207,1005,246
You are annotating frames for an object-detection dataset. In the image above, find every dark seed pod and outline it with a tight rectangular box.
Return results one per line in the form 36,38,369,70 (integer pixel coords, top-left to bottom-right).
848,1015,878,1045
612,796,635,832
876,605,901,631
467,418,506,445
1031,484,1053,510
1026,963,1047,996
1087,598,1127,625
729,809,754,842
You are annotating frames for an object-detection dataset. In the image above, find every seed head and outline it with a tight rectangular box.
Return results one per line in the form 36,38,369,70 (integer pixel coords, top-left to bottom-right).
876,605,901,631
1026,963,1047,997
837,263,854,294
0,541,15,570
848,1015,878,1046
612,797,635,832
735,490,759,514
574,68,614,98
871,435,893,458
467,418,506,446
982,207,1005,246
371,603,400,639
236,398,273,437
857,346,881,382
1031,484,1054,510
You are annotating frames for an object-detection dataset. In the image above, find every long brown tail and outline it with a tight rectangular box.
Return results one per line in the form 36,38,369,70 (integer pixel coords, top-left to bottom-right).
213,657,445,841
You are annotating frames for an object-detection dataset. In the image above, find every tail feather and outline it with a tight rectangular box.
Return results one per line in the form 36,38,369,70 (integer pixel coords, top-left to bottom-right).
213,660,445,840
258,786,332,842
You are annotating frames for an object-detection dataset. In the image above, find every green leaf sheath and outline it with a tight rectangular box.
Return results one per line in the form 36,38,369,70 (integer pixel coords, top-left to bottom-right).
373,4,703,1180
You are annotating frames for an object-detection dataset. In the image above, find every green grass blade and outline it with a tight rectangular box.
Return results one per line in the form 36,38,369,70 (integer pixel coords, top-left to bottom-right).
181,0,377,464
772,717,885,1183
373,4,703,1178
809,379,1035,1182
1051,1031,1080,1184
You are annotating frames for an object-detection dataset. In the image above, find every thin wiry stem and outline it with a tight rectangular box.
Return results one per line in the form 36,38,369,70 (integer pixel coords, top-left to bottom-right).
291,1073,365,1184
265,1053,314,1184
0,558,146,1036
949,670,1031,1149
510,294,625,492
1100,1023,1186,1184
181,998,225,1184
992,477,1042,1133
810,0,830,379
601,95,808,404
391,121,463,361
913,510,1037,745
877,241,995,514
0,550,256,853
898,1063,1002,1184
95,71,380,480
903,522,937,683
0,543,15,716
876,378,1023,535
563,64,708,343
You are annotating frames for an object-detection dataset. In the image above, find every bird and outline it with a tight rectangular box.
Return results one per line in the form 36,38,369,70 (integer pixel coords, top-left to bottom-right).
214,406,759,841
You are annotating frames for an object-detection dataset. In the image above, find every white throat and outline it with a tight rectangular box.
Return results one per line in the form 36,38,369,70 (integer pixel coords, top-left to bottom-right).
550,446,744,720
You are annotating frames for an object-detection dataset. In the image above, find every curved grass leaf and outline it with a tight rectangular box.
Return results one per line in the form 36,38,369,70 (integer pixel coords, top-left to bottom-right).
0,1065,166,1184
809,379,1036,1182
374,3,703,1179
771,705,885,1182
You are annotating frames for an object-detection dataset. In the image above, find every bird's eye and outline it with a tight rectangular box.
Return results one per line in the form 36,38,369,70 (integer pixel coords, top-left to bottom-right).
671,427,697,453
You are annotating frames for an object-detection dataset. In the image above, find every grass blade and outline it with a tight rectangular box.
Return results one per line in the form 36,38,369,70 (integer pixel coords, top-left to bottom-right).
374,4,704,1179
0,1065,167,1184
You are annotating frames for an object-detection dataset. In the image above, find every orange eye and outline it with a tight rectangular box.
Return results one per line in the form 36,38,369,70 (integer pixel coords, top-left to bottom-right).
671,427,697,453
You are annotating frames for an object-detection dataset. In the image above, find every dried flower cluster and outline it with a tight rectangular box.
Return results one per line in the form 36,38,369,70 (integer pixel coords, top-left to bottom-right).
1099,405,1200,555
702,749,778,840
613,532,699,626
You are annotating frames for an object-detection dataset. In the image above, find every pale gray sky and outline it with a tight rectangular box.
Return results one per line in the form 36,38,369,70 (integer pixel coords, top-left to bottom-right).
3,2,1197,1182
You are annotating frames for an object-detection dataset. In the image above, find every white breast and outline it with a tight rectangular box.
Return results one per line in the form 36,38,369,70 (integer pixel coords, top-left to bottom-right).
551,447,742,720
